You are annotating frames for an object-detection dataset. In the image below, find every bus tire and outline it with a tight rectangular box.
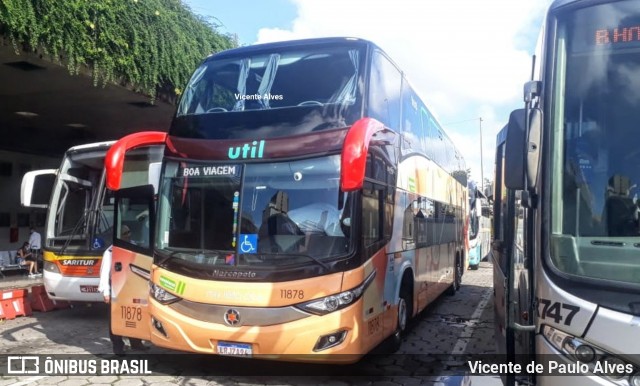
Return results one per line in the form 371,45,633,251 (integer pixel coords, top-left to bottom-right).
447,257,462,295
386,285,412,353
469,264,479,270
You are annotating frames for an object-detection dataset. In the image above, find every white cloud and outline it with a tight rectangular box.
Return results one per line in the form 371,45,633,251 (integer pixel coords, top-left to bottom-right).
255,0,551,183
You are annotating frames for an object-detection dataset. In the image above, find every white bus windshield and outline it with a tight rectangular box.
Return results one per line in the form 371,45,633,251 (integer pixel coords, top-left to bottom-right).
47,150,106,251
46,145,164,253
550,0,640,285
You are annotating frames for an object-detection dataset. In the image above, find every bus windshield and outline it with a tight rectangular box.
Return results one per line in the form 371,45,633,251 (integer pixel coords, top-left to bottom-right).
47,148,107,251
550,0,640,285
469,200,480,240
155,155,352,270
172,44,365,140
46,144,164,253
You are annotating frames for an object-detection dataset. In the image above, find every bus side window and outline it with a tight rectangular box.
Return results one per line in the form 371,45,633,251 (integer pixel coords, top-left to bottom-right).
368,51,401,130
400,80,424,155
362,180,392,259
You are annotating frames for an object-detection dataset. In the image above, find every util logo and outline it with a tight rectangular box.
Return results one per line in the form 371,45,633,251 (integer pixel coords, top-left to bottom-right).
228,140,265,159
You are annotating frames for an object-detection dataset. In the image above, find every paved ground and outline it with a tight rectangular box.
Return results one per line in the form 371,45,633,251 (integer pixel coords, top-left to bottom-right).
0,272,43,291
0,262,499,385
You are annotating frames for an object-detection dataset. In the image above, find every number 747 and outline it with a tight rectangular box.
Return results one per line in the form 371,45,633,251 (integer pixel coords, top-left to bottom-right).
535,298,580,326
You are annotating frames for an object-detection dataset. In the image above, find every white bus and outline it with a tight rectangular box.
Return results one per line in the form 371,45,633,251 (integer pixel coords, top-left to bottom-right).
468,181,490,270
493,0,640,385
21,141,162,302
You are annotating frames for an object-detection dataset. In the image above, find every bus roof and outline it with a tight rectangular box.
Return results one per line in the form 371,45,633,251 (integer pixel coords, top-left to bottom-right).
208,37,463,154
549,0,593,11
205,37,372,61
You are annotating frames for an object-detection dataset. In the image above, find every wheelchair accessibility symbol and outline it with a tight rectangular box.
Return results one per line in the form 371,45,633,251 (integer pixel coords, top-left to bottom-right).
92,237,105,250
239,234,257,254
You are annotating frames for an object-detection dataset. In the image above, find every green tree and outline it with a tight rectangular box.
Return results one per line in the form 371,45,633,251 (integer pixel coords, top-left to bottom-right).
0,0,235,102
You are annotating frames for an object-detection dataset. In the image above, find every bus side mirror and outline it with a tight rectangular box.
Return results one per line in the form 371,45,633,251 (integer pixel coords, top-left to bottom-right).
526,107,542,190
148,162,162,195
21,169,57,208
504,109,526,190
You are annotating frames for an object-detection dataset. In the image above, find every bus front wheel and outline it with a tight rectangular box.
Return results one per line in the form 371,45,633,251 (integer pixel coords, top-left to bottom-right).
386,286,412,353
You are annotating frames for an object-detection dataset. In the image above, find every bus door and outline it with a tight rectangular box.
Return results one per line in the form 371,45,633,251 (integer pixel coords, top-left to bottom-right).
493,112,536,386
110,184,155,340
509,189,535,383
492,136,515,384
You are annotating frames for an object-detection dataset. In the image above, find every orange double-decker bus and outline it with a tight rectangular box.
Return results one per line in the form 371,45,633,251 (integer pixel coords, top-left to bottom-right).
105,37,468,362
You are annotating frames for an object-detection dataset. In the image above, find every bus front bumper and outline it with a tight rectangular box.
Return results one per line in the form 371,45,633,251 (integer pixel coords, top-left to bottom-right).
148,298,371,363
43,272,103,302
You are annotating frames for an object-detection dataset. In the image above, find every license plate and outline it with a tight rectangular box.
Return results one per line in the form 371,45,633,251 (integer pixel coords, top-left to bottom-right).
216,341,252,356
80,285,99,293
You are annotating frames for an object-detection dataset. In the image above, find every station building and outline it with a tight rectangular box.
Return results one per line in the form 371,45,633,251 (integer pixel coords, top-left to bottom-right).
0,41,176,251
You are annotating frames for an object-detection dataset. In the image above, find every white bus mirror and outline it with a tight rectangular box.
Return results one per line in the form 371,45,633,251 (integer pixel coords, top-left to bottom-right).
504,109,526,190
148,162,162,194
21,169,57,208
526,107,542,190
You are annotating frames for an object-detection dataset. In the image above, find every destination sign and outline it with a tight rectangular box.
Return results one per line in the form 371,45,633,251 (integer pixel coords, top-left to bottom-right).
180,165,240,177
595,25,640,46
572,22,640,53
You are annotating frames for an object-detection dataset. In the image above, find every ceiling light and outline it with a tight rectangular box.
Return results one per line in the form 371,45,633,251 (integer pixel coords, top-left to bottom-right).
15,111,39,118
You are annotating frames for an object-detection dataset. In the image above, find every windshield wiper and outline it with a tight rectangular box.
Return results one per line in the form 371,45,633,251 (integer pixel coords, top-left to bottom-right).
253,252,330,271
161,246,330,271
196,249,234,256
193,249,236,264
60,209,89,256
157,247,234,264
157,247,191,266
299,253,330,271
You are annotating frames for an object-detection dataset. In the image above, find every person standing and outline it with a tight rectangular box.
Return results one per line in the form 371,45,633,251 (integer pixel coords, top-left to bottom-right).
28,227,42,270
98,225,148,355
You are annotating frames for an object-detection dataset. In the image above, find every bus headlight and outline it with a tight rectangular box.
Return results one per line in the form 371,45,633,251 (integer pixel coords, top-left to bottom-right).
574,344,596,363
296,271,375,315
602,356,627,381
149,283,180,305
44,261,59,274
542,325,637,382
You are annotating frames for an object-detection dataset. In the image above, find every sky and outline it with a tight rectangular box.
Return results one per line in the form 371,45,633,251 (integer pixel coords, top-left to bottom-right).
183,0,553,187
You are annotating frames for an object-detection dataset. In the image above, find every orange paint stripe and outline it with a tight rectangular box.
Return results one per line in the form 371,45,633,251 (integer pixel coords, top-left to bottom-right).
55,260,100,277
